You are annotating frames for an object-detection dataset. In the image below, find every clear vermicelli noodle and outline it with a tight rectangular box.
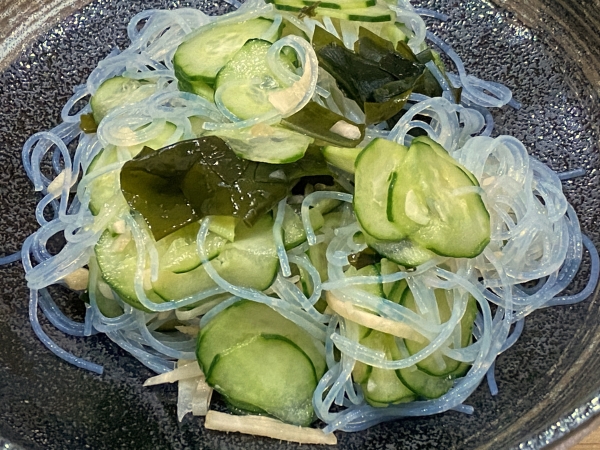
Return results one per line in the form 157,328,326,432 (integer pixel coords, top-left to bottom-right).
1,0,598,440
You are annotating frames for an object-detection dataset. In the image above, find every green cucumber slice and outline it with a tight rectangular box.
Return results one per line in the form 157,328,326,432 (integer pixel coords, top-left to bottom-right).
209,215,279,291
91,76,156,123
86,122,177,216
268,0,376,10
174,18,280,86
273,2,395,22
378,258,399,298
206,334,317,426
402,289,477,377
396,364,453,399
197,300,326,378
392,140,490,258
354,138,409,240
280,204,324,249
345,264,384,299
155,221,226,274
402,288,459,376
359,331,415,405
95,227,164,311
215,39,294,121
152,264,217,301
211,124,313,164
322,145,362,174
366,235,437,268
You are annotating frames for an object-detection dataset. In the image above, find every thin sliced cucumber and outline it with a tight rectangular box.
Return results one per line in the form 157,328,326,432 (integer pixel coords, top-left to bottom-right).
359,331,415,405
197,300,326,378
402,288,459,376
152,264,217,301
155,221,225,274
206,215,238,242
322,145,362,174
91,76,156,123
354,138,409,240
403,289,477,377
378,258,399,298
215,39,295,121
209,215,279,291
95,227,164,311
279,204,324,249
206,334,317,426
345,264,384,299
274,2,395,22
366,235,437,268
386,278,408,304
268,0,376,10
396,364,453,399
392,140,490,258
173,18,280,86
211,123,313,164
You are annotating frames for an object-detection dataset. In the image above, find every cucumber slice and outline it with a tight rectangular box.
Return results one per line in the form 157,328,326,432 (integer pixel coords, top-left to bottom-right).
378,258,399,298
402,289,477,377
359,331,415,405
354,138,409,240
86,147,123,216
91,76,156,123
386,278,408,304
322,145,362,174
210,215,279,291
345,264,384,299
352,360,372,384
366,235,437,268
173,18,280,86
152,264,217,301
211,123,313,164
392,141,490,258
274,2,395,22
206,215,238,242
88,258,124,318
155,221,225,274
268,0,376,10
280,204,324,249
95,228,164,311
361,21,408,47
206,334,317,426
396,364,453,399
215,39,294,121
397,295,477,397
197,300,326,378
402,289,459,376
177,77,214,102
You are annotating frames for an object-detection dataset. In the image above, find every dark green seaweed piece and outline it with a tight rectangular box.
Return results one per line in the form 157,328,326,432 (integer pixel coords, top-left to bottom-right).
353,27,395,62
120,136,331,240
282,101,365,147
316,42,395,105
364,89,411,125
313,25,451,124
80,113,98,133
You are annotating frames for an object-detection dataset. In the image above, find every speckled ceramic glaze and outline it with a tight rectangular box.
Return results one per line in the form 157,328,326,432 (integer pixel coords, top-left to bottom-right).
0,0,599,449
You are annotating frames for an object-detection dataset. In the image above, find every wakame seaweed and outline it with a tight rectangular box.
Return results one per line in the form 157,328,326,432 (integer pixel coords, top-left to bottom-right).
120,136,331,240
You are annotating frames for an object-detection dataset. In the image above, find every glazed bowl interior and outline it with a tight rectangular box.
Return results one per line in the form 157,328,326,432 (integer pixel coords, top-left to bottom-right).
0,0,599,449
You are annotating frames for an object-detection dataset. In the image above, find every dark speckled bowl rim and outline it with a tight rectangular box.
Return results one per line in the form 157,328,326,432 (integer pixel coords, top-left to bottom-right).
1,0,599,448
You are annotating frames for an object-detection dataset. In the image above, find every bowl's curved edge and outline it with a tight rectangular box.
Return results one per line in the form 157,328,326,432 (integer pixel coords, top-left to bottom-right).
490,0,600,101
490,0,600,448
0,0,92,72
1,0,599,449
